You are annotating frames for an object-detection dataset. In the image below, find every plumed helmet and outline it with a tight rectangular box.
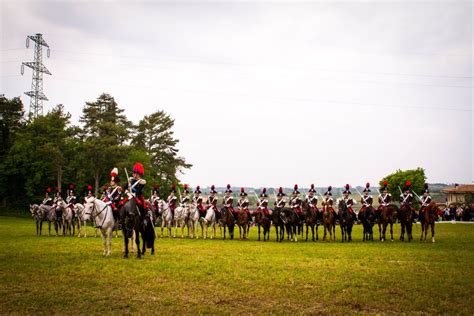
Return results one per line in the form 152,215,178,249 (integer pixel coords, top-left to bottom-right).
363,182,371,193
132,162,144,175
277,187,285,197
183,184,190,194
170,183,176,193
423,183,429,193
86,185,93,194
309,184,316,193
210,185,217,194
344,184,351,194
225,184,232,193
293,184,300,194
110,167,118,181
240,187,248,197
152,185,160,195
382,180,389,191
404,180,411,191
194,185,201,194
325,186,332,196
260,187,268,197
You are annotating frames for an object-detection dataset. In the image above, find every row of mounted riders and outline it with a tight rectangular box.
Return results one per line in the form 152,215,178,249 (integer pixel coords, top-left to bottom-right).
37,178,438,243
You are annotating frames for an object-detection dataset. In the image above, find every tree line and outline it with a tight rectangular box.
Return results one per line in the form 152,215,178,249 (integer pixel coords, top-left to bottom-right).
0,93,191,210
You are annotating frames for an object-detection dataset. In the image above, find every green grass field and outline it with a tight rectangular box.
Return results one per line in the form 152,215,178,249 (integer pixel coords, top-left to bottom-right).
1,216,473,314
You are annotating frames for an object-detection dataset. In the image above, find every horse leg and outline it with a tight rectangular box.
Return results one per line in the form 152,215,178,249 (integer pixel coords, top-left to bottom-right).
390,223,394,242
431,223,435,243
400,222,405,241
258,225,261,241
101,231,107,256
135,228,141,259
378,223,382,241
123,235,129,258
311,225,315,242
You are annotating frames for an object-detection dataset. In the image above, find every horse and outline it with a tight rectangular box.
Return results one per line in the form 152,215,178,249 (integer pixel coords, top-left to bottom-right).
272,207,285,242
254,208,271,241
29,204,44,236
119,196,152,258
158,200,173,238
237,207,250,239
280,208,298,242
302,200,318,241
322,204,336,241
187,203,200,238
358,206,375,241
380,204,398,242
62,203,75,236
420,202,438,243
37,204,60,236
337,199,354,242
83,196,115,256
220,206,235,240
399,204,413,242
200,205,217,239
173,204,188,238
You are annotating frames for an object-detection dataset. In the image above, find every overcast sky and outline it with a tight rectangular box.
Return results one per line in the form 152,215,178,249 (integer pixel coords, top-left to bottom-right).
1,0,472,188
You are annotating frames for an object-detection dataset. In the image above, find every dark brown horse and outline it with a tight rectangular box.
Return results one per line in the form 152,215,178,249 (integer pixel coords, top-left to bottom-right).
120,197,147,258
399,204,413,242
322,205,335,241
272,207,285,242
237,208,250,239
220,206,235,240
254,209,271,241
380,204,398,242
358,206,375,241
302,200,318,241
337,199,354,242
420,202,438,243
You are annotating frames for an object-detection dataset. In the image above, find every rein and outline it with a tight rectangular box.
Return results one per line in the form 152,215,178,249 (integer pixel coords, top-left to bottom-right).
85,199,109,228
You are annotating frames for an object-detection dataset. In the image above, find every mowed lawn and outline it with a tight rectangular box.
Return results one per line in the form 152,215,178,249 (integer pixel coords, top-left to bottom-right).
0,216,473,314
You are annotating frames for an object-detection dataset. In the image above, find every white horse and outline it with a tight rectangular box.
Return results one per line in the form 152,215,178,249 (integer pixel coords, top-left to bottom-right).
187,203,200,239
158,200,173,238
200,205,217,239
83,196,115,256
62,202,76,236
37,204,60,236
173,204,188,238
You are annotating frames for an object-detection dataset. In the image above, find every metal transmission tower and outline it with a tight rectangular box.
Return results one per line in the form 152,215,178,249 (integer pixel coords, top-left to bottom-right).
21,33,51,118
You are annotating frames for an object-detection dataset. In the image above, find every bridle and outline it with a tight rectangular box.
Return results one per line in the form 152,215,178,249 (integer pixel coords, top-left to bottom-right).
85,198,109,228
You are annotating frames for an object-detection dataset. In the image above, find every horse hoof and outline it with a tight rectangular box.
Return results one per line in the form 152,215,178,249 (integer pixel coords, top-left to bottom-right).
432,238,435,243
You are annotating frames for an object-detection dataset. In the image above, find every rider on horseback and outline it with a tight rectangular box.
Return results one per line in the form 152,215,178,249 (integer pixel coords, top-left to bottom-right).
207,185,218,216
167,184,178,220
193,186,206,218
399,180,416,223
359,183,373,216
274,187,286,209
152,186,160,209
223,184,235,220
322,186,336,217
53,187,64,222
105,167,123,222
419,183,432,222
377,181,391,221
66,184,76,217
290,184,303,221
237,188,251,224
42,187,53,206
180,184,190,206
342,184,358,222
86,185,94,198
305,184,319,212
124,162,148,220
257,188,271,218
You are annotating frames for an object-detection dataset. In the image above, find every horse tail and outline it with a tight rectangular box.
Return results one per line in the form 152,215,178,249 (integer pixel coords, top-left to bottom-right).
145,221,155,247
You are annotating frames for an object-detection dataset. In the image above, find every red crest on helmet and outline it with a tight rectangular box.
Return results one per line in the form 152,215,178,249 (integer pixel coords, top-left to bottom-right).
345,184,350,190
294,184,298,191
366,183,370,188
383,180,388,186
132,162,144,175
278,187,283,193
311,184,314,189
405,180,411,187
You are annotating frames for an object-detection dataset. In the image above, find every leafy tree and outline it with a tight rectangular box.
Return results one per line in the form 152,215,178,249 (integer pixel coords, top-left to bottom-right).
379,168,427,204
80,93,132,194
132,110,191,191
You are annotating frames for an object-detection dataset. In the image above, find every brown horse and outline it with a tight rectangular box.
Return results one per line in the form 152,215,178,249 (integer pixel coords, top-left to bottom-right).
254,209,271,241
420,202,438,243
380,204,398,242
302,200,318,241
399,204,413,242
220,206,235,240
358,206,375,241
237,208,250,239
337,199,354,242
322,205,335,241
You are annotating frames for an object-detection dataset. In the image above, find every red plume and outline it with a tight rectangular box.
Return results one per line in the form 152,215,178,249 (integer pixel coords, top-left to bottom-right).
102,185,108,190
171,183,176,190
211,185,215,190
311,184,314,189
405,180,411,187
46,187,51,193
132,162,144,175
294,184,298,190
184,184,188,190
383,180,388,186
366,182,370,188
87,185,93,190
240,187,244,193
278,187,283,193
227,184,231,189
196,186,200,191
345,184,350,190
262,188,266,193
424,183,428,189
328,186,332,191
